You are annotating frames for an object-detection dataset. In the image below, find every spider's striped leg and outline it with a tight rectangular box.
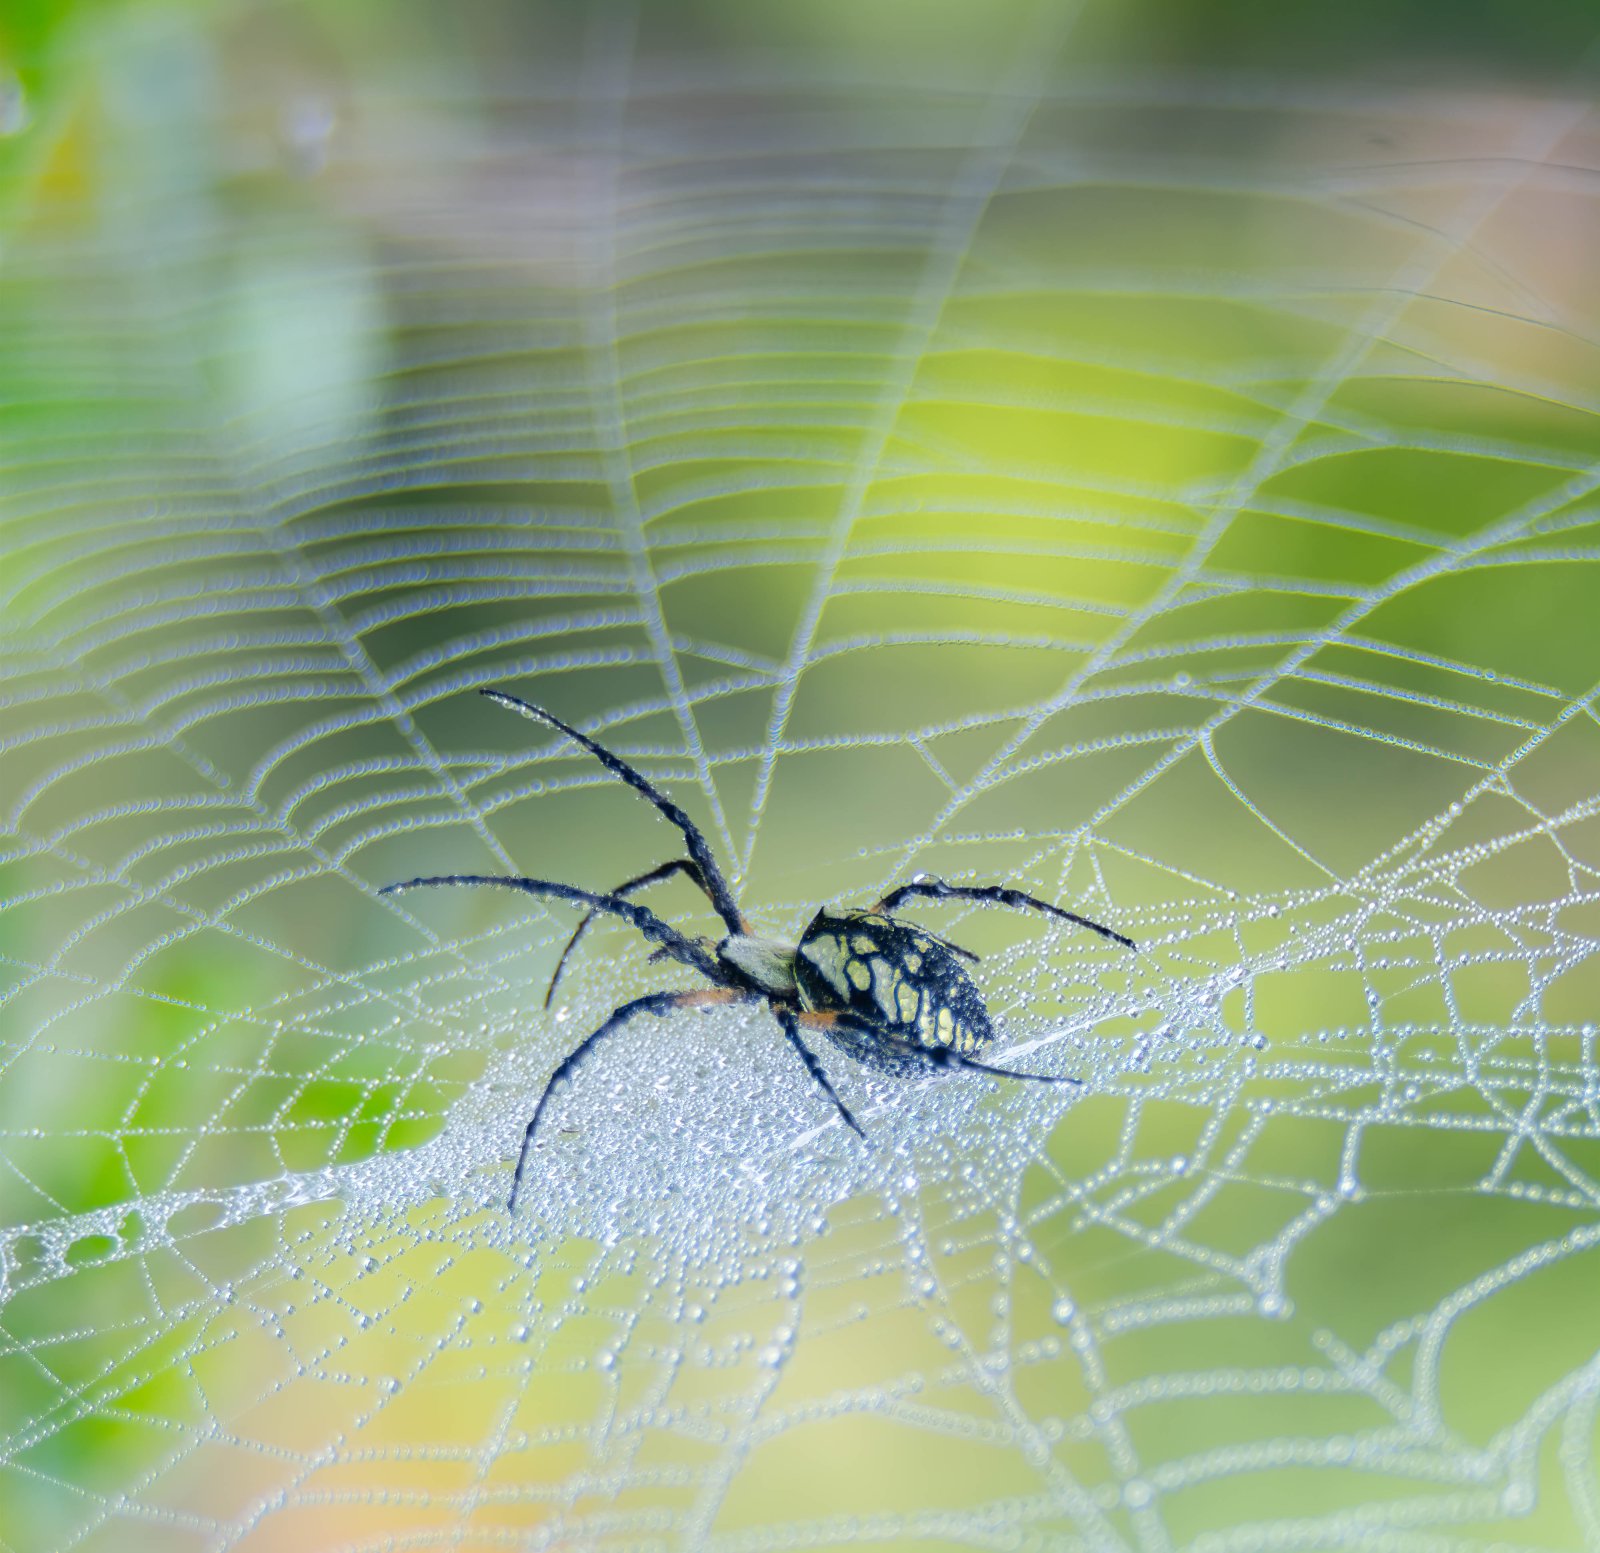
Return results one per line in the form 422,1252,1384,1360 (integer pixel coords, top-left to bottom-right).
930,1047,1082,1086
779,1008,867,1140
825,1011,1081,1088
874,878,1136,952
545,858,708,1007
510,987,747,1212
379,874,722,983
480,688,747,936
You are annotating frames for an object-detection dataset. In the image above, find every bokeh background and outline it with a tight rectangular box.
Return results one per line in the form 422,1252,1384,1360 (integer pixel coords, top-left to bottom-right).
3,2,1599,1550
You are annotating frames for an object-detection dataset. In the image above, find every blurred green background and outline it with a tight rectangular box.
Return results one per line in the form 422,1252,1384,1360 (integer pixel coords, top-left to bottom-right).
2,1,1599,1550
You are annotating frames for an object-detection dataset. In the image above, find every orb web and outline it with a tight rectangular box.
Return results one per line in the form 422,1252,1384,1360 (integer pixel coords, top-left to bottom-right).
2,26,1599,1553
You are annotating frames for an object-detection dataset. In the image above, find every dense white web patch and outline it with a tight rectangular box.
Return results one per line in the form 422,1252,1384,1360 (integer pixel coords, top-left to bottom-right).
2,34,1599,1553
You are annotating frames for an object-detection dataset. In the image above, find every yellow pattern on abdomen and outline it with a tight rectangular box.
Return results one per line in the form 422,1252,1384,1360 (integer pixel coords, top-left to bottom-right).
799,933,851,998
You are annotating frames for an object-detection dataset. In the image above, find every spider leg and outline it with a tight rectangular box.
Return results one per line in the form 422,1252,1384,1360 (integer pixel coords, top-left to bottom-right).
545,858,709,1007
824,1010,1081,1088
874,877,1135,952
777,1007,867,1140
929,1048,1082,1086
481,688,746,937
379,873,722,983
510,987,747,1211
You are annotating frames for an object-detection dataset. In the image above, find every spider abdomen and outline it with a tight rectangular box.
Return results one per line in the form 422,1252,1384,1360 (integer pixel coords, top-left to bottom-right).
795,907,992,1064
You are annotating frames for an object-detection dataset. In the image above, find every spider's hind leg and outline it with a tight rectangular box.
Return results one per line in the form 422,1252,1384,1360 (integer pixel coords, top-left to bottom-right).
820,1011,1081,1089
930,1048,1082,1086
874,877,1135,952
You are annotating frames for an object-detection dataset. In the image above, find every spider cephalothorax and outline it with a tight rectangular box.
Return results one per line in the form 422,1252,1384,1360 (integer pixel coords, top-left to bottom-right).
380,688,1136,1211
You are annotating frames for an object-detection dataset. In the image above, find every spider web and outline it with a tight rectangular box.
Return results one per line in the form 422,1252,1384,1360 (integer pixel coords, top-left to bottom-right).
4,12,1600,1551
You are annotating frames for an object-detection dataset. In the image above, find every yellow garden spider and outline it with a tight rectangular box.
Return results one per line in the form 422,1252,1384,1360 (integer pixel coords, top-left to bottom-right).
381,689,1136,1212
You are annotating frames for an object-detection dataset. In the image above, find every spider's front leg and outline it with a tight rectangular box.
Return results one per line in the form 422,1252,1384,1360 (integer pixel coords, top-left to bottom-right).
545,858,709,1006
510,986,748,1212
380,873,723,981
645,934,714,968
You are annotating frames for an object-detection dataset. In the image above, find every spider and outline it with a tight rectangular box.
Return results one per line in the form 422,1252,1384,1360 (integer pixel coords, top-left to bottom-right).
380,688,1136,1212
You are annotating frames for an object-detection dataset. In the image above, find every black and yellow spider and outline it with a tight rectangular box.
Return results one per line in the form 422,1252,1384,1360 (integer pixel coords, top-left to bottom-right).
381,689,1136,1211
